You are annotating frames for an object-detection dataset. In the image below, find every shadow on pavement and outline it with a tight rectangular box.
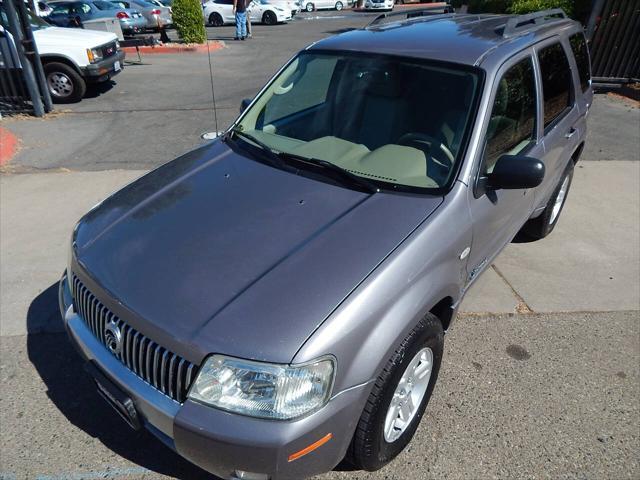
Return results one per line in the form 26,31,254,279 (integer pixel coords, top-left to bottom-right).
26,283,219,480
84,80,117,100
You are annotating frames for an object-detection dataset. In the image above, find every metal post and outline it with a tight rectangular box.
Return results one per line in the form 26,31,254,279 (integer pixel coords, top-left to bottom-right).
15,0,52,112
3,0,44,116
585,0,606,42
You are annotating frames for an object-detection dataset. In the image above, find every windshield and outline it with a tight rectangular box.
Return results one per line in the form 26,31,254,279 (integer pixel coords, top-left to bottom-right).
94,0,118,9
236,51,481,192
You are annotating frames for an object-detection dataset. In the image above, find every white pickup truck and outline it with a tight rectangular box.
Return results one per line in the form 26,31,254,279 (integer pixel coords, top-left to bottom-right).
0,10,125,103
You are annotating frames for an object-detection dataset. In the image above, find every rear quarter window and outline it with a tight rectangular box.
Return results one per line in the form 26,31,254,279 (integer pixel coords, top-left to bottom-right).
537,42,573,129
569,33,591,92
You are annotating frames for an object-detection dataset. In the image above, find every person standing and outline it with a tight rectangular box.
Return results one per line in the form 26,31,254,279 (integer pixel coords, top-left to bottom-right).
246,0,257,38
233,0,247,40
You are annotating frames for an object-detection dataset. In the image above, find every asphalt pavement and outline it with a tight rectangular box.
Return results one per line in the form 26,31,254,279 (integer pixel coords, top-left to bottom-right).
0,9,639,480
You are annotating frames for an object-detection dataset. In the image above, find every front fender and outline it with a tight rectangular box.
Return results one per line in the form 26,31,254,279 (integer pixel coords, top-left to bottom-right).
294,184,472,394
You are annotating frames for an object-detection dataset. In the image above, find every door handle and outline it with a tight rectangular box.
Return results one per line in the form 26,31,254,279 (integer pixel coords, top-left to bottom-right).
565,128,577,139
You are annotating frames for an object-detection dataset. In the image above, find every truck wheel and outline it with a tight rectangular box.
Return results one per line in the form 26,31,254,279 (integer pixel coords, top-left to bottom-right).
44,62,86,104
347,313,444,471
305,2,314,11
335,1,343,9
521,161,574,240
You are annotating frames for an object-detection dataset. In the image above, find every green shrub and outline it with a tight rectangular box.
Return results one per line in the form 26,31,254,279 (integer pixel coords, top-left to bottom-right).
509,0,574,17
172,0,206,44
467,0,513,14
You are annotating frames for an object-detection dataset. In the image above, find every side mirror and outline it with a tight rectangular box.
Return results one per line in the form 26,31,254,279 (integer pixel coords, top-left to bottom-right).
488,154,545,190
240,98,252,113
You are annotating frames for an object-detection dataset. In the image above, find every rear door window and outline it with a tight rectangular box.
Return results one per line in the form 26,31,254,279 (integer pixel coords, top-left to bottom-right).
537,42,573,129
569,33,591,92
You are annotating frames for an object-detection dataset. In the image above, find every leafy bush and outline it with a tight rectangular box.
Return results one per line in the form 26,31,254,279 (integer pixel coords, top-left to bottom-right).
509,0,574,17
172,0,206,44
467,0,513,14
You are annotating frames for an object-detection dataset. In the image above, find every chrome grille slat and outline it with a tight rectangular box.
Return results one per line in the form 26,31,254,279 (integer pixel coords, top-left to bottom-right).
168,354,177,398
70,273,196,403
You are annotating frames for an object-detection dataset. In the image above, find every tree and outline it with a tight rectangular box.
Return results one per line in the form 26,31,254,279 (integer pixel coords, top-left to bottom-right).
172,0,207,44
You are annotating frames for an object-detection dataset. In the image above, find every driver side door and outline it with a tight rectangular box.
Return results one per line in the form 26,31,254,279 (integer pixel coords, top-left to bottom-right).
466,49,543,284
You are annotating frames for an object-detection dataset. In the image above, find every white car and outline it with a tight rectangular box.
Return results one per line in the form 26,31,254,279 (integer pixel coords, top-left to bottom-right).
302,0,350,11
0,11,124,103
267,0,299,16
203,0,290,26
362,0,393,10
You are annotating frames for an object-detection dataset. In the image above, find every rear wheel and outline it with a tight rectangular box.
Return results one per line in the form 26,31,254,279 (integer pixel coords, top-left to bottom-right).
521,161,574,240
335,1,343,9
347,313,444,471
44,61,86,104
208,12,223,26
305,2,314,11
262,10,277,24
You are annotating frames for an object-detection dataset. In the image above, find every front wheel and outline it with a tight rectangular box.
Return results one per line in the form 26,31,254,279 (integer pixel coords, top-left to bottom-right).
335,1,343,9
44,61,86,104
347,313,444,471
208,12,223,26
305,2,314,11
262,10,277,24
520,161,574,240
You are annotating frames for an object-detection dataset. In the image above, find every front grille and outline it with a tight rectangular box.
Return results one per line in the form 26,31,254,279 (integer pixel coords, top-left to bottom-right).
101,41,117,59
71,274,197,403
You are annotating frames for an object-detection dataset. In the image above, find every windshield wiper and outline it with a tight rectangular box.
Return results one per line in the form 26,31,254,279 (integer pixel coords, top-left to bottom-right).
226,128,287,169
279,153,380,194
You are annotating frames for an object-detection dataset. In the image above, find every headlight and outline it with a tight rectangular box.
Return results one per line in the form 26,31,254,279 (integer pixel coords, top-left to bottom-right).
188,354,335,420
87,48,103,63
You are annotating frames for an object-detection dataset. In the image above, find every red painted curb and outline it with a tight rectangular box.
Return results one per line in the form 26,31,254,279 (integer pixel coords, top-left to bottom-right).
0,126,19,167
122,40,224,55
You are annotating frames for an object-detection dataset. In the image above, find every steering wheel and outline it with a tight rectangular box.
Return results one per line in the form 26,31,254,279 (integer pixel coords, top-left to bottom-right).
397,132,455,169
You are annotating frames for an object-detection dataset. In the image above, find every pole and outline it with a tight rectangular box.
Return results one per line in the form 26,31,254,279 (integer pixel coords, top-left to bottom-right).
3,0,44,116
15,0,52,112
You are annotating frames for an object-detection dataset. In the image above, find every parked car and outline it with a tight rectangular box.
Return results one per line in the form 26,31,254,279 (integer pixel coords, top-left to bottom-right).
302,0,350,12
47,0,146,35
0,7,124,102
110,0,171,29
146,0,170,12
267,0,298,16
361,0,393,11
34,0,53,15
60,8,591,480
203,0,290,26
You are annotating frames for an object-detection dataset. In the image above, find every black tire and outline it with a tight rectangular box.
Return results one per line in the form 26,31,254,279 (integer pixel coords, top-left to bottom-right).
335,1,343,9
262,10,277,24
208,12,223,26
347,313,444,471
521,161,574,240
305,2,314,11
43,61,86,104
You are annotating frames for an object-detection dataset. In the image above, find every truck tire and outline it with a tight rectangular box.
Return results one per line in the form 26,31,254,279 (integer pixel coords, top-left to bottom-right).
521,161,574,240
347,313,444,471
44,61,86,104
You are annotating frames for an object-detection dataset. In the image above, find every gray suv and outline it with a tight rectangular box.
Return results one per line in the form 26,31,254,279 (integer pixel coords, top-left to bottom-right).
59,8,592,480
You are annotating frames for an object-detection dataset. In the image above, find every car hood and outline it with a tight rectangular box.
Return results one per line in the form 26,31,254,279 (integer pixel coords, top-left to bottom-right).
73,140,443,364
34,26,117,48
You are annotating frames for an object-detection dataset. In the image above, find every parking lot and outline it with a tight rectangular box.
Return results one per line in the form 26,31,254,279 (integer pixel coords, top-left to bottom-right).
1,8,639,480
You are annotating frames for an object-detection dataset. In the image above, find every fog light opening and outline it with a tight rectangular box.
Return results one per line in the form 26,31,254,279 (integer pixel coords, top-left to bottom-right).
231,471,270,480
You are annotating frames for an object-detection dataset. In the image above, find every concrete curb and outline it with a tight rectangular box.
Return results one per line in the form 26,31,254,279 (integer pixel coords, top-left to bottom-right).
0,126,19,166
122,40,224,55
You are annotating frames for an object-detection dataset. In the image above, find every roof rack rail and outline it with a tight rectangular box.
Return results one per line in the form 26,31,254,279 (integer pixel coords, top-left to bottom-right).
368,4,454,27
502,8,567,38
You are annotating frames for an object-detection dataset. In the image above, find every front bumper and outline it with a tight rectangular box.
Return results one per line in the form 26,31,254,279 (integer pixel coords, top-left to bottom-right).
82,50,125,83
59,272,369,480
